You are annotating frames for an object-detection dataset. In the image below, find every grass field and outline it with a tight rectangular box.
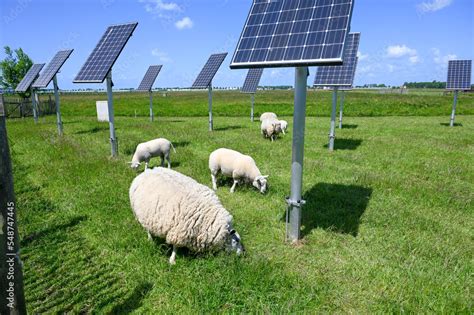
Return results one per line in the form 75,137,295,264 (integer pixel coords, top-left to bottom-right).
5,90,474,313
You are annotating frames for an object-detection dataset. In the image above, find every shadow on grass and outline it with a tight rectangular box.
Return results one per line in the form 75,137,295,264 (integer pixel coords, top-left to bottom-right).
301,183,372,237
107,282,154,313
214,125,242,131
323,139,362,150
341,124,358,129
440,123,463,127
75,125,110,135
173,141,191,148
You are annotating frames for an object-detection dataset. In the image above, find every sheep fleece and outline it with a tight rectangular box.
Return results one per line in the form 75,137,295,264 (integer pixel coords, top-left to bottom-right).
129,167,232,252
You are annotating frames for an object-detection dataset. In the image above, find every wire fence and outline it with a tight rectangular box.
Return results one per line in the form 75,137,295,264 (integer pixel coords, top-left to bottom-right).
2,94,56,118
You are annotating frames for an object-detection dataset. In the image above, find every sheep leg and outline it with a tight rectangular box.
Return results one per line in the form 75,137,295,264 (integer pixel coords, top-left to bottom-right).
165,153,171,169
160,156,165,167
211,173,218,190
145,162,149,170
230,179,238,193
169,245,177,265
147,231,153,241
282,130,286,135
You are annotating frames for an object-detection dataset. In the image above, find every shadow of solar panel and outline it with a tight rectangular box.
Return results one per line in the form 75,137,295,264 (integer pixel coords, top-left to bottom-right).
230,0,354,69
192,53,228,89
16,64,45,92
314,32,360,87
446,60,472,90
74,22,138,83
241,68,264,93
137,65,162,91
32,50,74,88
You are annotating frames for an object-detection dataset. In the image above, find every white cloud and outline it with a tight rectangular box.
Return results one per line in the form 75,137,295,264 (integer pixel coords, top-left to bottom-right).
139,0,181,16
357,51,369,61
386,45,417,58
432,48,457,66
175,17,193,30
151,49,172,62
417,0,453,13
409,55,421,64
387,64,395,73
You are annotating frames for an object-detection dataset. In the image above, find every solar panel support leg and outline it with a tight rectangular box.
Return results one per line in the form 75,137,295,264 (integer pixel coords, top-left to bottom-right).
286,67,308,243
149,91,154,122
106,72,117,157
450,90,458,127
339,91,345,129
329,88,338,151
251,94,255,122
53,75,63,136
208,84,213,131
31,89,38,124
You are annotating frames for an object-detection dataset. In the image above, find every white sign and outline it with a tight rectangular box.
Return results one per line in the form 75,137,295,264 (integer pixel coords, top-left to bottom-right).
96,101,109,122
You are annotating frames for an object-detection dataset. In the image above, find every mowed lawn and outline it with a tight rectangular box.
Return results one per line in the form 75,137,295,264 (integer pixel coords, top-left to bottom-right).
5,91,474,313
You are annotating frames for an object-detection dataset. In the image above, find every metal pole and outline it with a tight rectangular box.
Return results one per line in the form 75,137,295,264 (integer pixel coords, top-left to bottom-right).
106,72,117,157
450,90,458,127
149,90,154,122
338,91,345,129
0,96,27,314
251,94,255,122
31,89,38,124
53,75,63,136
286,67,308,242
208,84,213,131
328,87,338,151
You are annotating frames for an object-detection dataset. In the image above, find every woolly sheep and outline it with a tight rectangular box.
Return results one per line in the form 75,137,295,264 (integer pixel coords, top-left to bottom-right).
209,148,268,194
129,167,244,264
129,138,176,171
279,120,288,134
261,118,282,141
259,112,278,122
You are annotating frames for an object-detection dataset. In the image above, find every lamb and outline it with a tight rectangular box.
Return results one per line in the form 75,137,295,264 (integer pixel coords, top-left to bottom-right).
259,112,278,122
261,118,282,141
129,167,244,264
279,120,288,134
129,138,176,171
209,148,268,194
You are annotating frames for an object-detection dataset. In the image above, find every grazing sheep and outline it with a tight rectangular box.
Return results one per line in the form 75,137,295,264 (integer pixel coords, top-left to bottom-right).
129,138,176,170
130,167,244,264
261,118,282,141
259,112,278,122
209,148,268,194
279,120,288,134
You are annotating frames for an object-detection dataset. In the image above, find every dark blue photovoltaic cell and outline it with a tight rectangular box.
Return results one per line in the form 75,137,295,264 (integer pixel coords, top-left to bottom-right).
192,53,228,88
231,0,354,69
241,68,264,93
74,22,138,83
32,50,74,88
446,60,471,90
137,65,162,91
16,64,45,92
314,32,360,87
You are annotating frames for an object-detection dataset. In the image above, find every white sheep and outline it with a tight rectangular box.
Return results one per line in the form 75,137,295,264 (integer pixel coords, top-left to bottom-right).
261,118,282,141
209,148,268,194
129,167,244,264
259,112,278,122
279,120,288,134
129,138,176,171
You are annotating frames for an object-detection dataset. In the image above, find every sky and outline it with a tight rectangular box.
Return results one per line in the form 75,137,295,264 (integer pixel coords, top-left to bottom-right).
0,0,473,90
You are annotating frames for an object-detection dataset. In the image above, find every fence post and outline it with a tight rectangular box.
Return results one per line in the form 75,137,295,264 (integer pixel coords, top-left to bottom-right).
0,93,27,314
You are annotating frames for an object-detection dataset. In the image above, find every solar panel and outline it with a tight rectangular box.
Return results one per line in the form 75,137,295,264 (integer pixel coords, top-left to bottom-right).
32,50,74,88
15,64,45,92
74,22,138,83
230,0,354,69
314,32,360,87
241,68,264,93
446,60,472,90
137,65,162,91
192,53,228,88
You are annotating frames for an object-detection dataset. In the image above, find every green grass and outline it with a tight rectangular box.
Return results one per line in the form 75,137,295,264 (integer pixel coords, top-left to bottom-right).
5,91,474,313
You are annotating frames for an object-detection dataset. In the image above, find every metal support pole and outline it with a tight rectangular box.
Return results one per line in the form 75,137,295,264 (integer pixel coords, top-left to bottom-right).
338,91,345,129
286,67,308,242
328,87,338,151
250,94,255,122
450,90,458,127
208,84,213,131
149,90,154,122
53,75,63,136
31,89,38,124
0,97,27,314
106,72,117,157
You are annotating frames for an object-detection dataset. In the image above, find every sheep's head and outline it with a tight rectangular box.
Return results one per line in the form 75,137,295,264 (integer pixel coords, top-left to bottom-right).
225,227,244,255
253,175,269,194
129,161,141,171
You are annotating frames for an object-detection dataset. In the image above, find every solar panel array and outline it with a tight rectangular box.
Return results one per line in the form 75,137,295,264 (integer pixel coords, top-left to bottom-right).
241,68,264,93
230,0,354,69
446,60,472,90
137,65,162,91
314,32,360,87
192,53,228,88
74,22,138,83
32,49,74,88
15,64,45,92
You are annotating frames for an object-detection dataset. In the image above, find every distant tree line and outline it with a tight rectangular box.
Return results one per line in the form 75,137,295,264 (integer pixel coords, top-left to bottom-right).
403,81,446,89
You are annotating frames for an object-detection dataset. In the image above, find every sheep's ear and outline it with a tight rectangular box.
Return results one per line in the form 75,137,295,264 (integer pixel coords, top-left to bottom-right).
262,175,269,179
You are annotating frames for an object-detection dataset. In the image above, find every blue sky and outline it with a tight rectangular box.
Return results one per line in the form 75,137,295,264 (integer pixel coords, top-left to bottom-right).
0,0,472,89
